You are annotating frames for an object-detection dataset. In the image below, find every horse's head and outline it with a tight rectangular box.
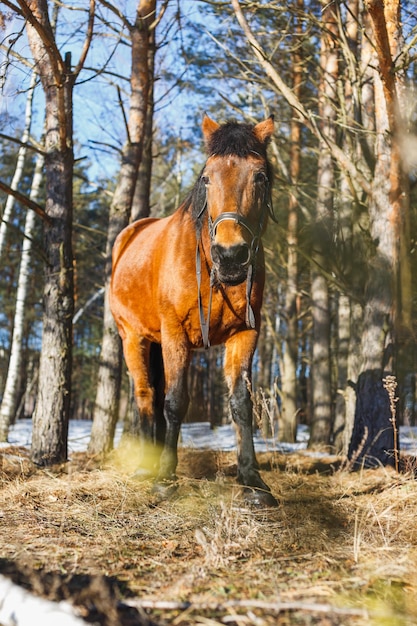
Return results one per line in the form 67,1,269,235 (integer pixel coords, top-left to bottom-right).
199,115,274,286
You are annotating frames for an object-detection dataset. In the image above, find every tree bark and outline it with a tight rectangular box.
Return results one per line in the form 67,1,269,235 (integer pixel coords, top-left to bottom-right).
131,27,155,222
333,0,360,453
26,6,73,465
308,0,338,449
20,0,95,465
348,0,407,468
279,0,303,443
89,0,157,454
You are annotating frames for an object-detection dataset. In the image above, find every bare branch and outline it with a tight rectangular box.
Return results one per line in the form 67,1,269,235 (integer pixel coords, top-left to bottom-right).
230,0,372,196
97,0,131,30
0,132,45,155
0,179,52,224
14,0,65,82
117,85,131,145
151,0,170,30
72,0,96,79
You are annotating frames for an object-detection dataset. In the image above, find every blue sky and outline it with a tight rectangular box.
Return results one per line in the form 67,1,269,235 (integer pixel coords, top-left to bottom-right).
0,1,212,184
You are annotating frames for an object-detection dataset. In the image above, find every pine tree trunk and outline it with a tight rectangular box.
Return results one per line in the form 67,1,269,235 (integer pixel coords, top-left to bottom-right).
31,132,74,464
348,1,407,468
23,3,74,464
89,0,157,455
131,28,155,222
333,0,361,452
25,0,94,465
308,1,338,448
279,0,303,443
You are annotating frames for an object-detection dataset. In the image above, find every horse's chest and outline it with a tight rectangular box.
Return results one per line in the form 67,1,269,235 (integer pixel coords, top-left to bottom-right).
183,284,249,347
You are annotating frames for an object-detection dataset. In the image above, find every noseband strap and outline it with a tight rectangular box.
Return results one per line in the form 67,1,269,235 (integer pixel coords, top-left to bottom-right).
210,212,257,242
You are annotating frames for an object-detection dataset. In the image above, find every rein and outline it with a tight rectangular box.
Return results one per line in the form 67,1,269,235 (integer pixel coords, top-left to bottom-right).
196,179,275,348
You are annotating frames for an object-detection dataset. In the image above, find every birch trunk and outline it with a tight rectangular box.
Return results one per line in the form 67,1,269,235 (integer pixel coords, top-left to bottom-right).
0,71,36,259
0,153,44,441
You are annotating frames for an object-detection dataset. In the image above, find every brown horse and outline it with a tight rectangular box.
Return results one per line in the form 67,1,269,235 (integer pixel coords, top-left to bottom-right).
110,114,277,507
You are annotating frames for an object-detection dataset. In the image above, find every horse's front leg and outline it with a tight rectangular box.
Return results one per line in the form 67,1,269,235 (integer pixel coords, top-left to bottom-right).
155,332,190,490
224,331,278,507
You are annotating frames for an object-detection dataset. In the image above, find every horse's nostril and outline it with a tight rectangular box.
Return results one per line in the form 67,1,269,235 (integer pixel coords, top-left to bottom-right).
211,243,251,267
234,244,251,265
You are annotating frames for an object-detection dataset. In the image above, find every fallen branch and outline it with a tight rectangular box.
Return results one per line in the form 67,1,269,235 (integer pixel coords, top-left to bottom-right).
125,597,369,618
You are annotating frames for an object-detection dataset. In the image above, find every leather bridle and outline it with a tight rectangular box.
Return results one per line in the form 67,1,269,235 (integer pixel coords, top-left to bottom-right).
196,177,275,348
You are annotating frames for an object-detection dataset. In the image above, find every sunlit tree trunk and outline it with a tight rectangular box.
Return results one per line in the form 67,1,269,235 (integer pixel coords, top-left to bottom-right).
279,0,303,443
333,0,361,452
89,0,157,454
308,1,338,449
27,6,73,465
131,28,155,222
17,0,95,465
348,0,409,468
343,4,375,454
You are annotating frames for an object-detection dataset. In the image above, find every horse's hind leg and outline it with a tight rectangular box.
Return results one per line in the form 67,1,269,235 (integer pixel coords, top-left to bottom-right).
150,342,166,447
122,331,161,474
224,331,278,507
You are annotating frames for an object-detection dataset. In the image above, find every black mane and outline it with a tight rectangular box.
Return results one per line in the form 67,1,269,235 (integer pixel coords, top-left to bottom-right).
207,121,269,158
182,120,272,227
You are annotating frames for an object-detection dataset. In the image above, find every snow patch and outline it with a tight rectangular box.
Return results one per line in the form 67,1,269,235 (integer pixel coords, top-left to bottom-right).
2,419,417,456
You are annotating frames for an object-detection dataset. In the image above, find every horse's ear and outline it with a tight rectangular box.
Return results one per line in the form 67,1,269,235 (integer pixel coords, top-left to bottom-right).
254,115,274,144
202,115,220,146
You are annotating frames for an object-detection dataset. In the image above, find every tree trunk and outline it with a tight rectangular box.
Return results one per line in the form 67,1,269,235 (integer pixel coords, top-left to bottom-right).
31,139,74,465
279,0,303,443
333,0,360,452
22,0,94,465
25,7,73,465
89,0,157,455
0,152,44,441
308,1,338,449
0,72,36,259
348,0,407,469
131,28,155,222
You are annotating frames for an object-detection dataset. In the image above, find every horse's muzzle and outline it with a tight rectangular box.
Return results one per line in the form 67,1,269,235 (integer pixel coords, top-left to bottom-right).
211,242,251,285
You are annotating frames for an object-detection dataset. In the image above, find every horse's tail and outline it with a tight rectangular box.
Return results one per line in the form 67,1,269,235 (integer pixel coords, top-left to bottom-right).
150,342,166,445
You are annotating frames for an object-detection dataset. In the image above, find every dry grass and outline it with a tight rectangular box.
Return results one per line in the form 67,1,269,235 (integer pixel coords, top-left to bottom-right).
1,445,417,625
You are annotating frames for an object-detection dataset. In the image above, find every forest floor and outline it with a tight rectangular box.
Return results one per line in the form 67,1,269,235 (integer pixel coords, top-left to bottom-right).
1,444,417,626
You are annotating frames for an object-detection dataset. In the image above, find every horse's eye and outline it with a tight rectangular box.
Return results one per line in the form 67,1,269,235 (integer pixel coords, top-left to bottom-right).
201,175,210,185
254,172,266,184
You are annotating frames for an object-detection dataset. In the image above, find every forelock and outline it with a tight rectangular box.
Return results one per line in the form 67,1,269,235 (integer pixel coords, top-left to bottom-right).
206,122,267,158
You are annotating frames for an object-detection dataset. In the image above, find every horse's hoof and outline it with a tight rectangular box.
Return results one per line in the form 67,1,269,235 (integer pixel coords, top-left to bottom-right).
243,487,279,508
152,480,178,501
